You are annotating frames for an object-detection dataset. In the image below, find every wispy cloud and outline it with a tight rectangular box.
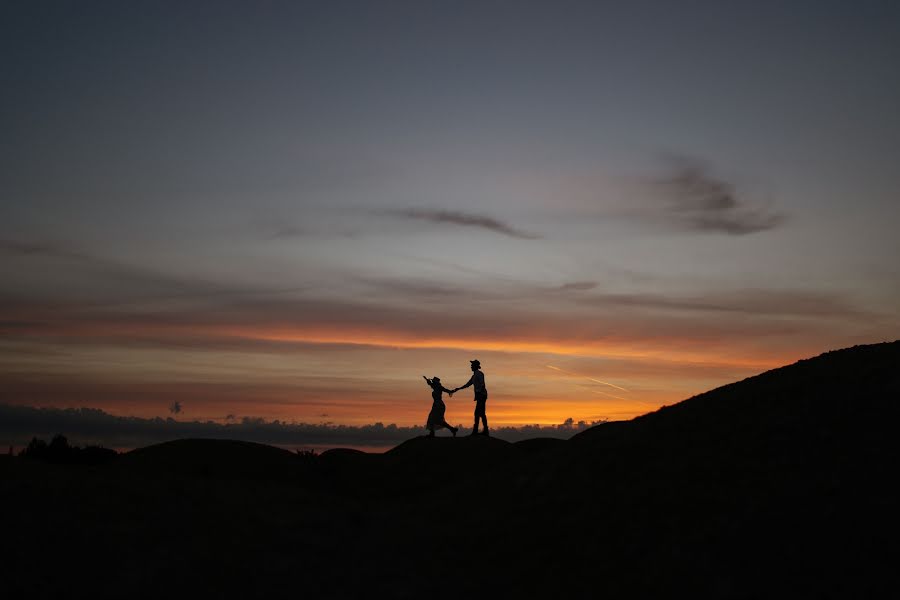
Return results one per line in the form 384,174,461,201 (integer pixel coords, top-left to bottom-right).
556,281,598,292
0,239,93,261
269,225,305,239
0,238,216,299
388,208,541,239
576,288,864,319
0,263,875,356
0,237,314,310
651,156,786,235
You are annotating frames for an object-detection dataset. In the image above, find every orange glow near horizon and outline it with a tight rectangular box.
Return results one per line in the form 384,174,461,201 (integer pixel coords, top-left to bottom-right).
2,316,829,433
225,327,791,369
8,313,804,370
21,318,798,371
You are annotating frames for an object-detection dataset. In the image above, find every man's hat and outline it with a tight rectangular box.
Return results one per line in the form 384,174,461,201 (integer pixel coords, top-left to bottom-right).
432,376,441,381
470,359,481,368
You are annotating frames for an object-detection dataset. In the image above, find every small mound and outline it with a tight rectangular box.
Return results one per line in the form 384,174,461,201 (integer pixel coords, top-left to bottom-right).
119,438,299,479
319,447,380,467
387,433,510,457
383,435,514,478
319,447,368,459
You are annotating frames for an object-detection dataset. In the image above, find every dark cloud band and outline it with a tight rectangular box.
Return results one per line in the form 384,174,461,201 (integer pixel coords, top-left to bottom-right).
0,403,605,451
653,156,786,235
389,208,541,239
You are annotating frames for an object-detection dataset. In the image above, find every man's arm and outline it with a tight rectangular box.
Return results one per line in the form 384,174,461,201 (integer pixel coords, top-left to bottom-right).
456,374,475,390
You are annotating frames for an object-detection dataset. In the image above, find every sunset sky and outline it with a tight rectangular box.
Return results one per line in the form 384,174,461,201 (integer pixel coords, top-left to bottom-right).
2,1,899,444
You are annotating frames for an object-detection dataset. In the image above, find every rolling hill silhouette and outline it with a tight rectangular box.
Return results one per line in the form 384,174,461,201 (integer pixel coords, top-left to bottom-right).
2,341,896,598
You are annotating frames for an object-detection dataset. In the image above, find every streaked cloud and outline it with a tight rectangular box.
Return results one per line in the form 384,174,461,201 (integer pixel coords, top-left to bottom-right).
388,208,541,239
576,288,866,319
556,281,598,292
0,276,875,357
269,225,306,239
652,156,786,235
0,237,313,309
0,238,219,301
0,239,93,261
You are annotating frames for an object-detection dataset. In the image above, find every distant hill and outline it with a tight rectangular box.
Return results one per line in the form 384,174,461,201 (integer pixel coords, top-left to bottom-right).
2,341,897,598
575,339,900,447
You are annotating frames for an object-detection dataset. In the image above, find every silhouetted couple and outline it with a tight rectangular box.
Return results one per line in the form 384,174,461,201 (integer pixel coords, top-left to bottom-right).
423,359,489,438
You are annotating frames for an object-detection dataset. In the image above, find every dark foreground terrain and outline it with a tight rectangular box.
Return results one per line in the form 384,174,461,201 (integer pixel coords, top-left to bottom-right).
2,342,898,598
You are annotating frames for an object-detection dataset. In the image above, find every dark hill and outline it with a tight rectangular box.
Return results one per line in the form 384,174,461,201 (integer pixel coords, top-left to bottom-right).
574,340,900,449
3,341,897,598
118,438,302,479
520,341,900,598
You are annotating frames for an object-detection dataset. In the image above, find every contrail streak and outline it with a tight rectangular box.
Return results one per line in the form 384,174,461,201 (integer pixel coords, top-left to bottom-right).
585,388,628,401
546,364,630,392
586,377,629,392
582,386,655,406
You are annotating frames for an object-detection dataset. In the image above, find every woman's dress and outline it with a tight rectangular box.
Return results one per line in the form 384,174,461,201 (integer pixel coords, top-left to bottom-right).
426,389,448,429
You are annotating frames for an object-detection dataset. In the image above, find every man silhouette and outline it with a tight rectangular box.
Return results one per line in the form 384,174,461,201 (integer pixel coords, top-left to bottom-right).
452,359,489,436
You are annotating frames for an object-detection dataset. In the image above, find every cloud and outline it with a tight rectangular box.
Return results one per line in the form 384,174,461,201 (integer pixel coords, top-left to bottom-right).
651,157,786,235
0,239,93,261
557,281,598,292
0,238,220,301
389,208,541,239
359,277,460,299
269,226,305,239
577,288,865,319
0,237,313,311
0,275,875,361
0,403,606,451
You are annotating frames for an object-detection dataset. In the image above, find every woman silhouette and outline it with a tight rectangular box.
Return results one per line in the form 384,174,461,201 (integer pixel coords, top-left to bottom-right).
422,376,459,438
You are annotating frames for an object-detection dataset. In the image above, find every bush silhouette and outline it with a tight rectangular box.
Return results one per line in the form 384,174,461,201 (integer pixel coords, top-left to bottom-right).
20,434,117,464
